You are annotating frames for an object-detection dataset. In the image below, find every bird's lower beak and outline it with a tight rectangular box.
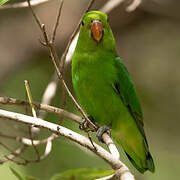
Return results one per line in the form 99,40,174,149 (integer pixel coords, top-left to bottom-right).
91,20,103,42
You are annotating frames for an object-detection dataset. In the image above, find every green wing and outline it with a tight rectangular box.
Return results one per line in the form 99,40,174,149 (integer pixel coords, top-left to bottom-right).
114,57,146,138
113,57,155,172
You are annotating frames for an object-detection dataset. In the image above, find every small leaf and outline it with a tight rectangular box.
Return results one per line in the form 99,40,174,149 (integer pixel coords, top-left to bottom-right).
10,167,24,180
50,168,114,180
0,0,9,6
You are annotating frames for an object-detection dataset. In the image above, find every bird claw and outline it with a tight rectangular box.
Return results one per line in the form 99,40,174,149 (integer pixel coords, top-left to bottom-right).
79,119,89,132
79,116,96,132
96,125,111,143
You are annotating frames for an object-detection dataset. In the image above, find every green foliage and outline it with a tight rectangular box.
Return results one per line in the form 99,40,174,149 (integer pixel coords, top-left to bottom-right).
10,167,38,180
50,168,114,180
10,167,114,180
0,0,9,6
10,167,24,180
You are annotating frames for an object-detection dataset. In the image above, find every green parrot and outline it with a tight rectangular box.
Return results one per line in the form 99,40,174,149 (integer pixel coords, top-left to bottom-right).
72,11,155,173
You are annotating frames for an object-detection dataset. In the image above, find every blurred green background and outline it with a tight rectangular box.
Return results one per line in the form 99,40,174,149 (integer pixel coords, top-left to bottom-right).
0,0,180,179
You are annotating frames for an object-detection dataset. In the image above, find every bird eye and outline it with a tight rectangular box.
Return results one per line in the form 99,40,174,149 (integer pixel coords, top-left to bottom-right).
81,21,85,26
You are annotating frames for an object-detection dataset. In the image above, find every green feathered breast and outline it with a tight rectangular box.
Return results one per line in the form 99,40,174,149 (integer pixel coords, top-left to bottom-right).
72,11,155,173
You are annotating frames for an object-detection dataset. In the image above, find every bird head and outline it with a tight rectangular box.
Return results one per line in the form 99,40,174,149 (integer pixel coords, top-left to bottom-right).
76,11,116,52
81,11,109,43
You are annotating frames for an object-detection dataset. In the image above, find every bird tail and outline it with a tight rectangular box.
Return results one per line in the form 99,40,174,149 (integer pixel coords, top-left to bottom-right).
146,151,155,173
125,148,155,173
111,120,155,173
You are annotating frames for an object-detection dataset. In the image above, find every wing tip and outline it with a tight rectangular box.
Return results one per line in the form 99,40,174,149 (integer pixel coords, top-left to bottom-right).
125,152,146,173
146,152,155,173
125,151,155,173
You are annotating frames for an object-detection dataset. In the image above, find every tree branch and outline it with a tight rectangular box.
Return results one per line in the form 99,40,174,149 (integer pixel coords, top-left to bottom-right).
0,109,135,180
0,95,120,158
0,0,52,9
52,0,64,43
0,96,82,123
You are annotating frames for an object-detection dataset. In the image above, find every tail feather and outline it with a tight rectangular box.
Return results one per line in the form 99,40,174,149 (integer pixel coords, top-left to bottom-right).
144,139,155,172
125,151,155,173
146,152,155,173
125,152,146,173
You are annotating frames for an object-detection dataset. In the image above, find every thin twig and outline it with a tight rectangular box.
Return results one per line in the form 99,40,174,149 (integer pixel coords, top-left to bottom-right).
0,141,45,165
40,140,52,160
58,90,66,124
0,145,27,164
27,0,42,31
25,80,41,161
87,132,97,151
28,126,41,162
24,80,37,118
52,0,64,43
0,131,58,146
0,142,28,163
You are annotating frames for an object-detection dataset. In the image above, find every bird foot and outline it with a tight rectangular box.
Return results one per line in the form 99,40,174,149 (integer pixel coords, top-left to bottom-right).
96,125,111,143
79,119,89,132
79,116,95,132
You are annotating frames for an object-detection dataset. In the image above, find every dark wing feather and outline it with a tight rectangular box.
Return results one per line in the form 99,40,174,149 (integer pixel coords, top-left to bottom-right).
114,57,155,172
114,57,146,139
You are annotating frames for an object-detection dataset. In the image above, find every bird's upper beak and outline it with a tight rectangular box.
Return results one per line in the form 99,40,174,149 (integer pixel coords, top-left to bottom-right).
90,20,103,42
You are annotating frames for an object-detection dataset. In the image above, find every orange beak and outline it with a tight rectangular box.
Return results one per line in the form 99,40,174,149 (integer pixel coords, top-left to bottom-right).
90,20,103,42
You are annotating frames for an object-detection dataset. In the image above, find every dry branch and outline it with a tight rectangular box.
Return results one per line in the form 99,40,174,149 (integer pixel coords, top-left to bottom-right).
0,109,135,180
0,96,82,123
0,0,52,9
